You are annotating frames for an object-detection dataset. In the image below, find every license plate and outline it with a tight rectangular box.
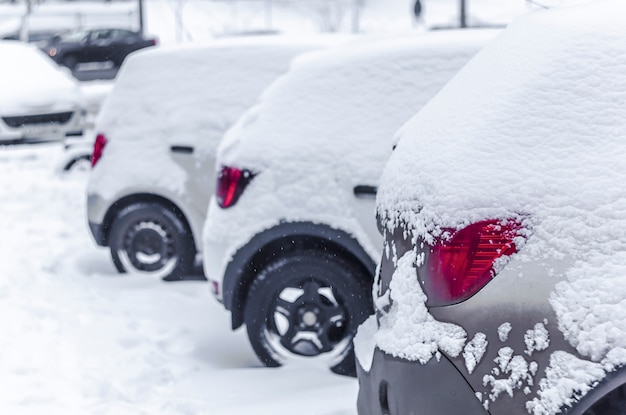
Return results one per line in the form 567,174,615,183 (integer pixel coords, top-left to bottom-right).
22,125,62,140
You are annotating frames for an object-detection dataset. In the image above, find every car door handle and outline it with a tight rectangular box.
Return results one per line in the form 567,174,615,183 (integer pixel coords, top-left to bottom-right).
170,145,194,154
354,185,377,198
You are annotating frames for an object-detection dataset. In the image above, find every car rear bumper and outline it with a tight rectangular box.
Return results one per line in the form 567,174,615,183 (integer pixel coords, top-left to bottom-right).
202,242,226,303
357,347,486,415
0,108,85,142
87,192,109,246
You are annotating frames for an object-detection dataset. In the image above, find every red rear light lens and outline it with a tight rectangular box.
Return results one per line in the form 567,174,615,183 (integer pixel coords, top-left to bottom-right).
216,165,253,209
423,219,524,306
91,133,107,167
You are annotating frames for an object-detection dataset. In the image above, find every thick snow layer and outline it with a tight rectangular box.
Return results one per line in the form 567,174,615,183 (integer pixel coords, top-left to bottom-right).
376,1,626,413
0,144,357,414
378,0,626,253
88,37,332,200
527,351,605,415
206,30,495,279
551,253,626,363
374,251,467,364
0,41,82,114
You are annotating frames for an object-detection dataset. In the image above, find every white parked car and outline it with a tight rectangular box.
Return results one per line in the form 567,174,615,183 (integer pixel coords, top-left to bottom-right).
203,30,497,376
86,36,335,281
356,1,626,414
0,40,85,143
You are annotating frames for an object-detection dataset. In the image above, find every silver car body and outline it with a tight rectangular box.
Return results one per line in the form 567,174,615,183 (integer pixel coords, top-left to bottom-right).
357,2,626,414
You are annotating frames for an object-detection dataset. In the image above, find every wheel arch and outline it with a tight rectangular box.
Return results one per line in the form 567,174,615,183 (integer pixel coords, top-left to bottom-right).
101,193,195,252
222,221,377,330
566,366,626,415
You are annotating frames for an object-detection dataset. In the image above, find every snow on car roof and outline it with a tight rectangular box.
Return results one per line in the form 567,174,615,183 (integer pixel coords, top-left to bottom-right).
374,1,626,412
89,36,336,199
218,29,499,185
0,40,80,112
378,0,626,252
96,35,340,153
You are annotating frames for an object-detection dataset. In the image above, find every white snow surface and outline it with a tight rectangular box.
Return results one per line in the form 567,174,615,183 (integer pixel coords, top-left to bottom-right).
463,332,488,375
378,0,626,254
373,250,467,364
498,322,512,343
0,41,82,114
88,36,334,200
0,144,357,414
375,1,626,413
527,351,605,415
206,30,495,278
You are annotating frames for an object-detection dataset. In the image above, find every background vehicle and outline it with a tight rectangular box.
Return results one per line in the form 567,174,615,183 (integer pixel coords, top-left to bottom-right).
41,28,157,70
356,2,626,414
87,37,333,281
203,30,497,376
0,40,85,143
2,29,67,47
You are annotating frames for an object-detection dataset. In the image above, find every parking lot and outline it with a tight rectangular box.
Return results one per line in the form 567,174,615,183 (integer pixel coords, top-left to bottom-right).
0,143,357,413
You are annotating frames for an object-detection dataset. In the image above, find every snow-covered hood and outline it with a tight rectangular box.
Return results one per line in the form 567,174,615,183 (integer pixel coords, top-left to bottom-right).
0,41,83,114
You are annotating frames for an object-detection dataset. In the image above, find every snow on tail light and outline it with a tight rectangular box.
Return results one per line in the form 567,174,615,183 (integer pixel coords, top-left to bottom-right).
216,165,254,209
91,133,107,168
422,219,525,306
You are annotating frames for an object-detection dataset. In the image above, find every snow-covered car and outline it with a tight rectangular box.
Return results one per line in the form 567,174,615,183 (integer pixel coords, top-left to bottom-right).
356,2,626,414
86,37,333,281
202,30,496,376
0,40,85,143
57,81,114,172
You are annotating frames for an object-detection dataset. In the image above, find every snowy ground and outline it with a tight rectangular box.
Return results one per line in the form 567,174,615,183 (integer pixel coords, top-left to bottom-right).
0,144,357,414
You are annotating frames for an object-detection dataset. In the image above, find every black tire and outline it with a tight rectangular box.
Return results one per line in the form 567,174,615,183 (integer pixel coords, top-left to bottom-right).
61,55,78,71
108,202,195,280
244,251,373,377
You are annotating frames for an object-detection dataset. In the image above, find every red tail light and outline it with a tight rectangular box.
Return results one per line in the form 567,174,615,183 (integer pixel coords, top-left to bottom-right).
216,165,253,209
91,133,107,168
423,219,524,306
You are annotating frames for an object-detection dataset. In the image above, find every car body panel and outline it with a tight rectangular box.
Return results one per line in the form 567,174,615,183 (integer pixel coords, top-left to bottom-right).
203,30,499,306
86,37,335,263
357,2,626,414
0,40,85,142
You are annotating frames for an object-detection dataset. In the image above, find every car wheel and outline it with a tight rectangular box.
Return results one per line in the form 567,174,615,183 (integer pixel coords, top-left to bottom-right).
244,251,372,376
61,55,78,71
109,202,195,280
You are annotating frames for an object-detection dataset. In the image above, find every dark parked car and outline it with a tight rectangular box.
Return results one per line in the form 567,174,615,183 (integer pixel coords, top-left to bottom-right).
41,28,157,70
